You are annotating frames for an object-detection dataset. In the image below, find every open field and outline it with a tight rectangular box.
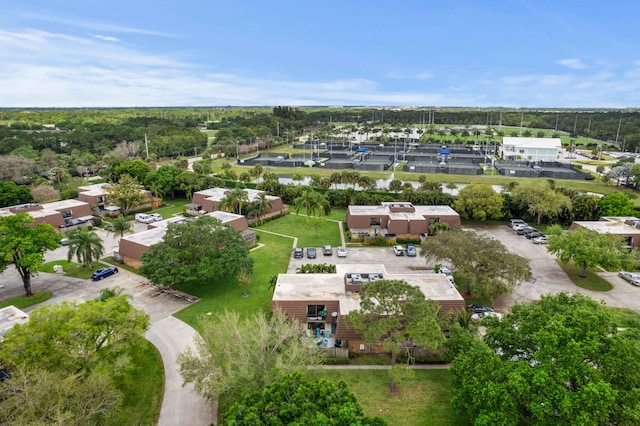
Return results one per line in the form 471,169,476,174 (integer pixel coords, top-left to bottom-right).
306,369,469,426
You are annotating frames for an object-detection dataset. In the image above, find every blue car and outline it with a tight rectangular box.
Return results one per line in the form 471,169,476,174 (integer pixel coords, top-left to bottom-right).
406,244,417,257
91,267,119,281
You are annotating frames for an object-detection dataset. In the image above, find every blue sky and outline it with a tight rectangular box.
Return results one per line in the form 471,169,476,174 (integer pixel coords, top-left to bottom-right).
1,0,639,108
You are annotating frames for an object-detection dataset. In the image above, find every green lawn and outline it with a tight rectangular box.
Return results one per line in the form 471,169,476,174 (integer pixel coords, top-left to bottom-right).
39,260,111,280
0,291,53,309
257,213,342,248
111,339,164,425
306,369,469,426
173,231,292,331
556,261,613,291
605,306,640,328
149,198,193,218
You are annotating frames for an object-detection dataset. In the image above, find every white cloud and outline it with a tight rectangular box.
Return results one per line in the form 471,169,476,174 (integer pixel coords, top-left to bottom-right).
556,58,586,70
92,34,120,42
0,28,638,108
22,13,177,37
385,71,433,80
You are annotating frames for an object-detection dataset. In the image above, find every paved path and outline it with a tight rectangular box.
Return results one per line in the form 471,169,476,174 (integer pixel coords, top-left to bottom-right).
319,364,450,370
147,317,215,426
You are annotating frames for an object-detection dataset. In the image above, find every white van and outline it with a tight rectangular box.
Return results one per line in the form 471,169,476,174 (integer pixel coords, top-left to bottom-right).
135,213,154,224
149,213,163,222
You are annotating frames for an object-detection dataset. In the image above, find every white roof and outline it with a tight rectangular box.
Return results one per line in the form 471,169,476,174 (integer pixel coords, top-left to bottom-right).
502,137,561,149
273,264,463,315
574,217,640,235
194,187,279,203
0,306,29,338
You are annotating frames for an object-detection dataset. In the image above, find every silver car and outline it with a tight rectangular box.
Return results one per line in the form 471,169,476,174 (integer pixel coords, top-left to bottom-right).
618,271,640,286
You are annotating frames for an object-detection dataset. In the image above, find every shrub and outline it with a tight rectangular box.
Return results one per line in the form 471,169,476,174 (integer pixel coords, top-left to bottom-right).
396,237,422,245
363,235,392,246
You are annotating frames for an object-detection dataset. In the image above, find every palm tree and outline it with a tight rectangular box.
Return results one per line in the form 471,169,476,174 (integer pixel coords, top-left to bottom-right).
251,164,264,183
446,182,457,194
250,192,274,225
220,187,250,215
110,215,131,240
67,227,105,270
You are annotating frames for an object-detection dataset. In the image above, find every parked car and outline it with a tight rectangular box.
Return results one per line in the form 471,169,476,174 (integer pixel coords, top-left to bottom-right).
90,266,119,281
533,235,549,244
439,266,455,282
512,223,530,232
406,244,417,257
525,230,544,239
508,219,527,228
149,213,163,222
60,237,69,246
323,245,333,256
293,248,304,259
618,271,640,286
471,311,503,320
337,246,347,257
516,226,535,235
306,247,317,259
135,213,155,224
466,304,494,314
393,245,405,256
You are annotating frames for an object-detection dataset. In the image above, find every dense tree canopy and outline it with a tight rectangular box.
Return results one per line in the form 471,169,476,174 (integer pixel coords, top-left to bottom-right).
510,181,572,225
0,296,149,424
547,226,635,277
451,293,640,425
420,230,531,301
453,183,503,221
178,310,322,404
140,215,253,289
0,181,33,207
599,191,636,216
224,372,387,426
107,173,149,216
347,280,446,366
0,213,59,296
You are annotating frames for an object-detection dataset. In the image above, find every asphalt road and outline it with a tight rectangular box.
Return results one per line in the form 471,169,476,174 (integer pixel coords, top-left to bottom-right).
473,225,640,312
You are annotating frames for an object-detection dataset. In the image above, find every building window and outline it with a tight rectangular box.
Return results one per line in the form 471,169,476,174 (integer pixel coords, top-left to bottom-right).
429,218,440,225
370,217,381,226
307,305,326,318
97,196,104,204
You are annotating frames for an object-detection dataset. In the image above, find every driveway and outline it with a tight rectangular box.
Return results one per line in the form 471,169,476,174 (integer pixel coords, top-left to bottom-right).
473,225,640,312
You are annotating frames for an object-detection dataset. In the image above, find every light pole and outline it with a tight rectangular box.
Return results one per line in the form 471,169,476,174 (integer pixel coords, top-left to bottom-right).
236,141,239,160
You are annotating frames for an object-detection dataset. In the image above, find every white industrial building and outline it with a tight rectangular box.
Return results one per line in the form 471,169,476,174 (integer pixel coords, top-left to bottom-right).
501,137,562,162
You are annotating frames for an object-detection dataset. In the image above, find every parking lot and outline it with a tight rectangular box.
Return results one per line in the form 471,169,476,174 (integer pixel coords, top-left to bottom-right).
472,225,640,313
287,246,432,274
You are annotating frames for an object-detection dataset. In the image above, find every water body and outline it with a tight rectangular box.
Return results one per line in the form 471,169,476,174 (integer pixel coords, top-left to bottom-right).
276,176,503,196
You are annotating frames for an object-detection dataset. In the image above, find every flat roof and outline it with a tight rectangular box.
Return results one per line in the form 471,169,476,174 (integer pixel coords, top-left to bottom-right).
502,137,561,149
0,306,29,338
273,264,463,315
348,204,459,217
124,211,247,247
574,217,640,235
41,199,89,211
77,183,112,196
194,187,280,203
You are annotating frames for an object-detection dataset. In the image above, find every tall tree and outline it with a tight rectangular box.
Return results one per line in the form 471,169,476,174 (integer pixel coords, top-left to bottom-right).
178,310,322,405
66,227,105,270
219,187,250,215
510,181,571,225
110,215,132,240
0,181,33,207
451,293,640,425
248,192,273,225
347,280,446,376
1,295,149,374
453,183,503,221
420,230,531,300
0,213,59,296
547,226,635,278
0,367,122,425
107,174,148,216
140,215,252,289
224,372,387,426
599,191,635,216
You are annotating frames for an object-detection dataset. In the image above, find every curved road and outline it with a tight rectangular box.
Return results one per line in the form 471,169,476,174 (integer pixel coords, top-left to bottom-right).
147,317,215,426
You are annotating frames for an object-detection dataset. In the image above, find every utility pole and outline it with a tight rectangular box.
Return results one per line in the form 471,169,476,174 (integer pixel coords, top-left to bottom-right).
615,116,623,149
555,114,559,131
144,133,149,159
519,110,524,136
